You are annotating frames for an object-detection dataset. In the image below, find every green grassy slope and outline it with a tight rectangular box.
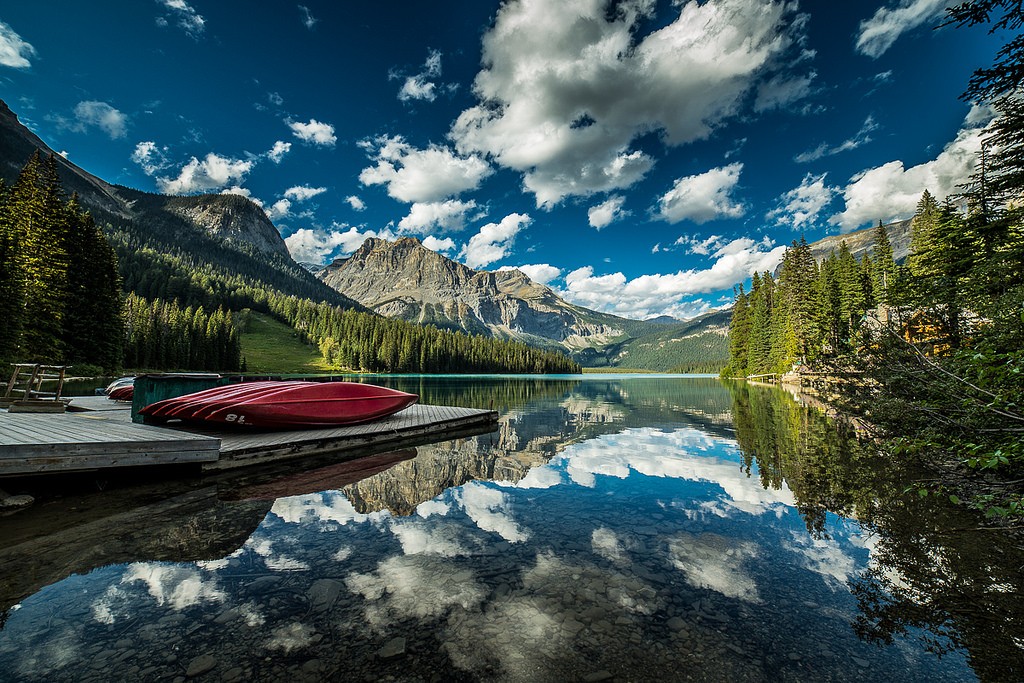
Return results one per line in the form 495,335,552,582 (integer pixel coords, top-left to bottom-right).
237,310,333,374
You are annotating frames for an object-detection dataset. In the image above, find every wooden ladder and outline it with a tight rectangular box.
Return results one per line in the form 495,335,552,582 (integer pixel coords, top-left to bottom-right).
1,363,70,411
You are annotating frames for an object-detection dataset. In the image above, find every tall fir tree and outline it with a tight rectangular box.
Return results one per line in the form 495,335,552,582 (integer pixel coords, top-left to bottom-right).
909,193,977,347
870,220,898,306
817,253,847,353
746,272,775,376
9,153,71,362
62,195,124,370
0,178,24,363
724,284,750,377
777,237,820,363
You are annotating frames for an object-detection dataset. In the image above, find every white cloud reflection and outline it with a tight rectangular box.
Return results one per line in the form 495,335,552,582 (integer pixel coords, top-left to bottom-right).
456,482,529,543
345,555,487,630
667,532,761,602
522,427,794,517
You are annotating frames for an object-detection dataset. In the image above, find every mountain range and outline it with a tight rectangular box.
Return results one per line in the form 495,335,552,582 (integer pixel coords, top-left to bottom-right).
319,236,732,370
0,98,908,372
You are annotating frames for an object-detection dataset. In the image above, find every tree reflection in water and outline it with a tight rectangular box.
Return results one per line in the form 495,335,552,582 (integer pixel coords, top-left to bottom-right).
727,380,1024,682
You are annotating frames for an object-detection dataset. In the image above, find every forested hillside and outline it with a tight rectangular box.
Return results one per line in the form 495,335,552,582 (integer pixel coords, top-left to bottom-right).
574,309,730,372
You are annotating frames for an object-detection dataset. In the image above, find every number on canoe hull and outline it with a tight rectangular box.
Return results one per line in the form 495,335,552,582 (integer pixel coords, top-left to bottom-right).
225,414,247,424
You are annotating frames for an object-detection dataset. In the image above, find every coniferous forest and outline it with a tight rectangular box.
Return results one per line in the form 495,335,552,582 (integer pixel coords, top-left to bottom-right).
721,224,899,379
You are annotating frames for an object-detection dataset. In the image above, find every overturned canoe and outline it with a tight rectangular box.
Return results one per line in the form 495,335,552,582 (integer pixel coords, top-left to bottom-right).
139,380,418,429
107,377,135,402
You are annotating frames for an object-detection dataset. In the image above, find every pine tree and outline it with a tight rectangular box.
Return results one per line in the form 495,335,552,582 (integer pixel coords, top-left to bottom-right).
834,241,868,336
0,178,24,363
777,237,820,363
62,197,124,371
724,284,751,377
870,220,898,307
746,272,775,376
909,193,977,347
818,253,847,353
8,153,71,361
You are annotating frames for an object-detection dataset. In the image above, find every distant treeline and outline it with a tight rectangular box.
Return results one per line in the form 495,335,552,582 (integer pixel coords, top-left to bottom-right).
104,173,580,374
269,295,581,374
105,205,580,374
123,294,241,372
0,150,582,375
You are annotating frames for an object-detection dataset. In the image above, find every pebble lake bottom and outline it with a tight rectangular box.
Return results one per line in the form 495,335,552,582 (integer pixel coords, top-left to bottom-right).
1,375,1018,682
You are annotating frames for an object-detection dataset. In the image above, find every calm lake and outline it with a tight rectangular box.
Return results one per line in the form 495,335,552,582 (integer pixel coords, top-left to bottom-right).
1,376,1021,682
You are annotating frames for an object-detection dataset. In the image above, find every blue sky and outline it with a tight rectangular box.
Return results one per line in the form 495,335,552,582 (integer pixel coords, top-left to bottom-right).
0,0,1006,320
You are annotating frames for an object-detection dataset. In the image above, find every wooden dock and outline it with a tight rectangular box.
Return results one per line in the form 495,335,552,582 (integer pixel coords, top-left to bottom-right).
0,412,220,476
2,398,498,476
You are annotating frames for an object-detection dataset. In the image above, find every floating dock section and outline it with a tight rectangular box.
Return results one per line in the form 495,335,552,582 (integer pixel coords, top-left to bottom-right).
0,412,219,475
1,397,498,476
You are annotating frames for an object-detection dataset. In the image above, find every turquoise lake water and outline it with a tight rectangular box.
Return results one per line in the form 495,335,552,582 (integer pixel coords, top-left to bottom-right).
0,376,1020,682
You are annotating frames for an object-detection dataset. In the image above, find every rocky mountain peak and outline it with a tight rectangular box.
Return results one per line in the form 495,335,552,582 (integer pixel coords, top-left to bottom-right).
155,193,289,258
319,236,627,347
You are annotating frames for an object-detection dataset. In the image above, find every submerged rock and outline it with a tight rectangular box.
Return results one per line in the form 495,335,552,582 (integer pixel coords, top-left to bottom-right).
185,653,217,677
378,637,406,659
0,488,33,513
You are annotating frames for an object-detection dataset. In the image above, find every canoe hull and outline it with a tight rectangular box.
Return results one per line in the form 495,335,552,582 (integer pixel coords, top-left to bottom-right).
139,380,418,429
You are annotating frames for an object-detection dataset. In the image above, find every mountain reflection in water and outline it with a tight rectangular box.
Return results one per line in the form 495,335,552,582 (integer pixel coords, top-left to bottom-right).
0,376,1019,682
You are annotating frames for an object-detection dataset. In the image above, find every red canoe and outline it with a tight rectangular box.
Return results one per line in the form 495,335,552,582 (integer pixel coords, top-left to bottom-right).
108,384,134,401
139,380,418,429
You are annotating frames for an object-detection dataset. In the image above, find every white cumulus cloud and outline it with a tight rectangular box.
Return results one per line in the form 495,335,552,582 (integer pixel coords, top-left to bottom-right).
289,118,337,146
346,195,366,211
422,235,457,253
131,141,170,175
656,163,745,224
588,195,629,230
856,0,948,58
285,225,397,264
499,264,562,285
359,135,492,203
460,213,530,269
829,111,990,231
156,152,254,194
0,21,36,69
450,0,803,207
398,199,480,234
267,140,291,163
266,199,291,220
283,185,326,201
767,173,837,230
558,237,785,319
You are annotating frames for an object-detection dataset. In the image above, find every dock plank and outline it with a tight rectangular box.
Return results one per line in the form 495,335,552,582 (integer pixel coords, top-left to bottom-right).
1,412,220,476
